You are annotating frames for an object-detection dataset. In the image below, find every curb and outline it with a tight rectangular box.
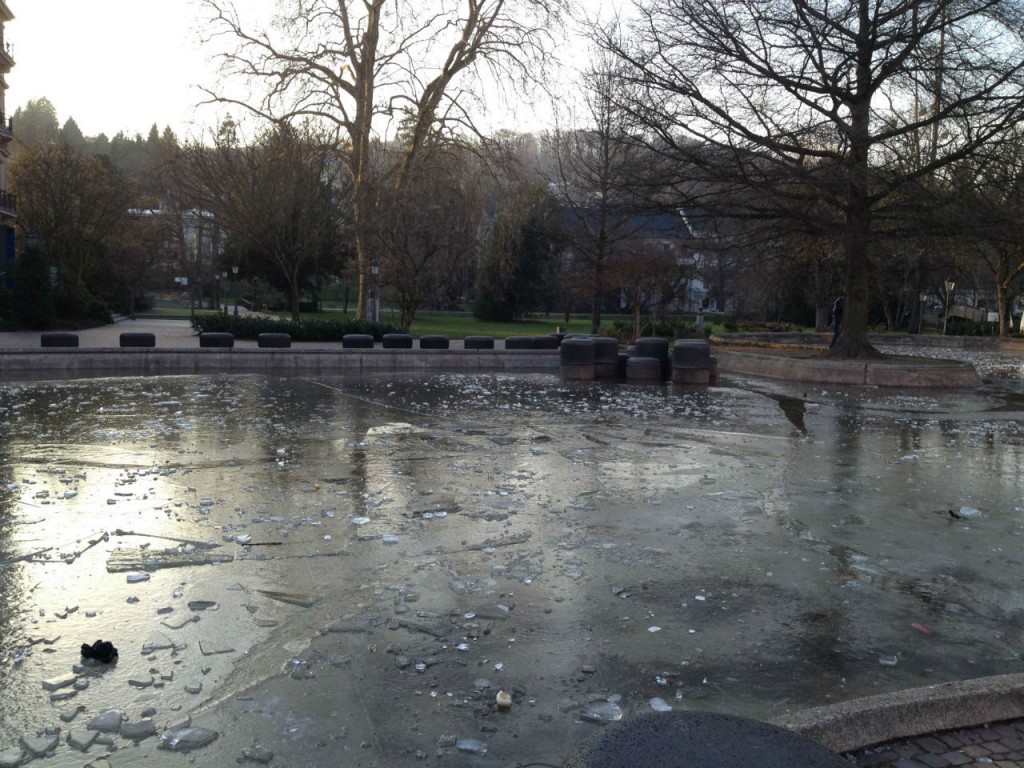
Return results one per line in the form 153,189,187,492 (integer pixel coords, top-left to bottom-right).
712,348,983,388
770,673,1024,753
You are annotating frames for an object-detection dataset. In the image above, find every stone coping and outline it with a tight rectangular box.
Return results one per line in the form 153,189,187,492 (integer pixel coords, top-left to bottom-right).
772,673,1024,753
713,347,983,387
713,332,1024,352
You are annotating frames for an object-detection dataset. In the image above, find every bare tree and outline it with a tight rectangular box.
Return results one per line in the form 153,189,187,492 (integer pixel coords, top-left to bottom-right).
598,0,1024,357
371,143,485,329
200,0,565,320
11,142,134,298
610,239,682,339
545,60,664,333
948,130,1024,335
177,120,347,320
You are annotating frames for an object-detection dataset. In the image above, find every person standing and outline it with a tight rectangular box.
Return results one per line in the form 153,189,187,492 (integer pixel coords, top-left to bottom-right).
829,296,844,348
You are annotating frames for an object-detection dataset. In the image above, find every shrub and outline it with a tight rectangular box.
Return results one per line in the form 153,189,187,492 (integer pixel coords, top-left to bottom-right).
734,319,801,333
601,318,711,342
191,314,401,341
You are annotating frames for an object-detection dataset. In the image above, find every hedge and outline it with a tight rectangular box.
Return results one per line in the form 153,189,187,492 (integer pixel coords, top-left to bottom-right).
190,314,402,342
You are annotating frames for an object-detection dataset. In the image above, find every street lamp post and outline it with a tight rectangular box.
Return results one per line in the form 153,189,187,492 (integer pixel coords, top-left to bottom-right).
370,259,380,323
943,278,956,336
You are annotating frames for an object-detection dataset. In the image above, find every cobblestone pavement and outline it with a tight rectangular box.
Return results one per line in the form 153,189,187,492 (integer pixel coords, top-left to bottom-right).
847,720,1024,767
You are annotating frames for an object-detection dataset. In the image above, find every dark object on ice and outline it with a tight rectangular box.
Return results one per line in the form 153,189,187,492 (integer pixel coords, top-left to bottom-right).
566,711,849,768
81,639,118,664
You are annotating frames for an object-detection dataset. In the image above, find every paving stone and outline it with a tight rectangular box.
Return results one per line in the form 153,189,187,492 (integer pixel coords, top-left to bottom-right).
963,745,993,758
945,753,972,766
858,749,901,766
918,752,952,767
983,742,1011,755
918,738,951,754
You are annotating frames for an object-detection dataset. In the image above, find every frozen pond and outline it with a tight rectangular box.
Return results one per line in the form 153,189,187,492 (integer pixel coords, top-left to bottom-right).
1,362,1024,766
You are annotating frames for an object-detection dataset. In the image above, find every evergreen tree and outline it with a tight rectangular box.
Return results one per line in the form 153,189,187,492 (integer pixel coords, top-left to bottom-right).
10,246,56,329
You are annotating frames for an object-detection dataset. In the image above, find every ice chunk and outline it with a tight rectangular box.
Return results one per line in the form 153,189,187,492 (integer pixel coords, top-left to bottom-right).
20,733,59,757
158,725,219,751
650,697,673,712
580,701,623,723
87,709,124,733
456,739,487,754
42,672,78,691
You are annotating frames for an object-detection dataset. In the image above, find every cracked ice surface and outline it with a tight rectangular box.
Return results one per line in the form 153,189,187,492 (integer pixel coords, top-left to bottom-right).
0,367,1022,766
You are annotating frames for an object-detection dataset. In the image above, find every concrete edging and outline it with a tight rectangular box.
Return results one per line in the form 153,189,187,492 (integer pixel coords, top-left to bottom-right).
712,348,983,388
771,673,1024,753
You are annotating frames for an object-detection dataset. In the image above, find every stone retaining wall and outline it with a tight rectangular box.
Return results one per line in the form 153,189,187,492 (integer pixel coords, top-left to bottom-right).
0,349,562,379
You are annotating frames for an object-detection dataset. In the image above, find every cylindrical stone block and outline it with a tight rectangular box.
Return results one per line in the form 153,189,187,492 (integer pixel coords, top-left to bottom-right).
560,338,596,363
561,362,596,380
634,337,670,361
40,332,79,348
199,332,234,348
532,335,561,350
672,340,712,384
672,367,711,385
635,337,671,379
464,336,495,350
258,333,292,348
593,337,620,378
342,333,374,348
505,336,535,350
419,335,450,350
627,356,662,383
617,351,630,379
119,332,156,348
382,334,413,349
673,339,712,368
561,337,596,380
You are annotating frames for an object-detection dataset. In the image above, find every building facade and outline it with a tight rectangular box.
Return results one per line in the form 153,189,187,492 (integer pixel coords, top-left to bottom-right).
0,1,14,282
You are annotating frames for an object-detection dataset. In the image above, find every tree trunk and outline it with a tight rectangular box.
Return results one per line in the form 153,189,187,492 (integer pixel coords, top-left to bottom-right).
352,195,370,321
825,22,881,360
995,254,1010,336
590,290,602,334
289,265,301,322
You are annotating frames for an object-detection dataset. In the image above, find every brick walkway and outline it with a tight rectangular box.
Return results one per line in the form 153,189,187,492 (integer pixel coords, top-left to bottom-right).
848,720,1024,767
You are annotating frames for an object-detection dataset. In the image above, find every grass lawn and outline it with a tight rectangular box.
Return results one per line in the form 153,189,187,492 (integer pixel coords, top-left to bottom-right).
142,305,723,339
405,313,593,339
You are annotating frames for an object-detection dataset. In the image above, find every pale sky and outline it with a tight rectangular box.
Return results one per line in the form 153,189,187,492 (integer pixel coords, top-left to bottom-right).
5,0,621,141
5,0,234,138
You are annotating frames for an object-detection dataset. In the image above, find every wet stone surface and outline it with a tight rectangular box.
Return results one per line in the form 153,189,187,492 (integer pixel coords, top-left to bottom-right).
0,366,1022,766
